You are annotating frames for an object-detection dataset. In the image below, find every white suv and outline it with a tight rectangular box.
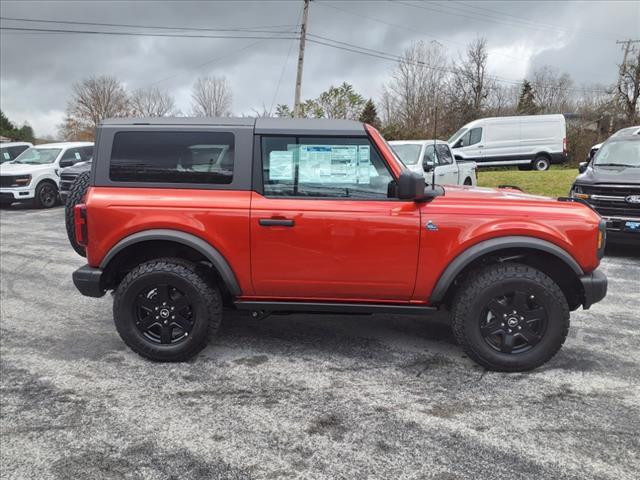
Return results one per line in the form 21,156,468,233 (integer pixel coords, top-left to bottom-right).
0,142,93,208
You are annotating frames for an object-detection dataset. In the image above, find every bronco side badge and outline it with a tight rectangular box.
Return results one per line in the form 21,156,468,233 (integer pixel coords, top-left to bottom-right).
426,220,438,231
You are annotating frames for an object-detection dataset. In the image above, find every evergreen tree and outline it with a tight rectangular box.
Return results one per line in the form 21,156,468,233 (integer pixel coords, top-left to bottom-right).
359,99,380,128
517,81,538,115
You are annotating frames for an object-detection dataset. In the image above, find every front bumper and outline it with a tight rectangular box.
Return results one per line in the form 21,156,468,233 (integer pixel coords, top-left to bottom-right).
0,188,34,202
73,265,106,298
579,269,608,309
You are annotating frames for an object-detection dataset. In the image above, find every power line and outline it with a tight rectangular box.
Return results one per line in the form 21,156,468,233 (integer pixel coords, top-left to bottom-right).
447,1,622,39
306,36,611,94
0,16,299,34
0,26,299,40
393,0,618,41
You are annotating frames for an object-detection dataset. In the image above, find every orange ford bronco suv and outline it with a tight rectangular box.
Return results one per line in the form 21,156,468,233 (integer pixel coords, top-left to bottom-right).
70,118,607,371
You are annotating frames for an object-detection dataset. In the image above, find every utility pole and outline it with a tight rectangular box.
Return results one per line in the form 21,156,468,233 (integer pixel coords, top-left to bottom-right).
294,0,310,117
615,39,640,128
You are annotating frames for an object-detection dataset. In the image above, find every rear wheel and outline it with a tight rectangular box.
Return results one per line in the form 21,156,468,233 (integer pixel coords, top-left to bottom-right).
65,172,90,257
113,258,222,362
532,156,551,171
451,263,569,372
33,181,58,208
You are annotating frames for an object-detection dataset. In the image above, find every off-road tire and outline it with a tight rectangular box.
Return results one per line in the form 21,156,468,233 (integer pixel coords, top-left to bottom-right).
113,258,222,362
451,263,569,372
532,156,551,171
33,181,58,209
65,172,90,257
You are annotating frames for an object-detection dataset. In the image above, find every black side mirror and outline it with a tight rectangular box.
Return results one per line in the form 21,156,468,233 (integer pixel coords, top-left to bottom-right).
423,161,434,173
59,159,73,168
397,170,443,202
578,162,588,174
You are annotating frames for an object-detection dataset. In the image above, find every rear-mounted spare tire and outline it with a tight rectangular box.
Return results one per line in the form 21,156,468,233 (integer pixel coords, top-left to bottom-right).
65,171,90,257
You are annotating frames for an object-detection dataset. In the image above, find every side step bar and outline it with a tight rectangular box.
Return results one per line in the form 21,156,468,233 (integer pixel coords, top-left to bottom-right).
234,301,437,315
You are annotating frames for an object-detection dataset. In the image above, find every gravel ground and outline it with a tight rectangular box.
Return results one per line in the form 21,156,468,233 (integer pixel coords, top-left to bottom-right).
1,204,639,480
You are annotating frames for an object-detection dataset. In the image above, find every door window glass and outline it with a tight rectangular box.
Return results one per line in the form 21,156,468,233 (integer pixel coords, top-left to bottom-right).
469,127,482,146
435,144,454,165
262,136,394,199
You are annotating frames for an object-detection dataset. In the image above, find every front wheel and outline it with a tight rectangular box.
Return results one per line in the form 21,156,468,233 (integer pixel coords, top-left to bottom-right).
34,182,58,208
113,258,222,361
451,263,569,372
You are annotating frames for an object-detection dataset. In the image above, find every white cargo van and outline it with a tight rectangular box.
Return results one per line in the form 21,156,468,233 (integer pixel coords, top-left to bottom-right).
448,114,567,171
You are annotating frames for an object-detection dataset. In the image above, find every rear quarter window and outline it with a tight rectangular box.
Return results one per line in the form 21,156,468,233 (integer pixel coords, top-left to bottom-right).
109,131,234,184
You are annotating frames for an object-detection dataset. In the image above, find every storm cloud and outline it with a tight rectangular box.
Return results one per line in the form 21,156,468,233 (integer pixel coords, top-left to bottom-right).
1,0,638,137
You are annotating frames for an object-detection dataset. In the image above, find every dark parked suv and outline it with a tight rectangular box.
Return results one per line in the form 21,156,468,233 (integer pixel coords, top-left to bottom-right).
571,134,640,244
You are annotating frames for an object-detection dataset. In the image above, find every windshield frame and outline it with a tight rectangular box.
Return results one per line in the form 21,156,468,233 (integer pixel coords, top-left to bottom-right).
592,140,640,168
12,147,63,165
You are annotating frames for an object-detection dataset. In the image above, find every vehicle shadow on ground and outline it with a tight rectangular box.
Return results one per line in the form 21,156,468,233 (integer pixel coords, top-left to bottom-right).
215,310,457,359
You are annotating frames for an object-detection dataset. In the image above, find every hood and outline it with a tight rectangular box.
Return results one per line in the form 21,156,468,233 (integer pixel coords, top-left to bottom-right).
442,184,552,202
575,164,640,185
61,161,92,174
0,162,56,176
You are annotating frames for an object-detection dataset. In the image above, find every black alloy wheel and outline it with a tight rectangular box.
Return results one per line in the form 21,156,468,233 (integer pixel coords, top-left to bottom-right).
36,182,57,208
134,283,195,345
479,290,547,354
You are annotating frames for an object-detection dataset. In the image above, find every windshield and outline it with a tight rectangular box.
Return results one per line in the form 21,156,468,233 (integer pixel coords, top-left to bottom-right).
12,147,62,165
448,127,467,144
391,143,423,166
593,141,640,167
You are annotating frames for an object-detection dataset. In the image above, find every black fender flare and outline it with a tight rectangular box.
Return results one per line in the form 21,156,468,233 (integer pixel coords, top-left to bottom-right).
100,229,241,295
429,236,583,303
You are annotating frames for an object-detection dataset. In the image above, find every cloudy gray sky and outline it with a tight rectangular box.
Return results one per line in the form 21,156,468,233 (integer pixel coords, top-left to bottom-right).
1,0,638,137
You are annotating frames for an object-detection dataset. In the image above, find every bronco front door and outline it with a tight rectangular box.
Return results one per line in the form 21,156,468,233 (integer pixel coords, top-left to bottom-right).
250,135,421,301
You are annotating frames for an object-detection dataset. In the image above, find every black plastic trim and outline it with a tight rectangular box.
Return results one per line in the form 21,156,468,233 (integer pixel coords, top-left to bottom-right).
429,236,584,303
579,269,607,309
99,229,241,295
72,265,106,298
234,300,437,315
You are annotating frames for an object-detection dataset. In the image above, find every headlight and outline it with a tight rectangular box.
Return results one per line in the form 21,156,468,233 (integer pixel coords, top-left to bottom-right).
571,184,589,199
14,175,32,186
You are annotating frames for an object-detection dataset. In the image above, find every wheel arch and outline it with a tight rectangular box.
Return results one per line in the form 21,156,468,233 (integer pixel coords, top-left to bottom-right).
430,236,585,310
100,229,241,296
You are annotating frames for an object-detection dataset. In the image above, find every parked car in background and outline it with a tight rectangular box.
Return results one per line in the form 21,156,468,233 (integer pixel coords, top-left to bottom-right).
389,140,476,186
0,142,32,163
588,125,640,160
571,134,640,244
448,114,567,171
0,142,93,208
59,158,92,203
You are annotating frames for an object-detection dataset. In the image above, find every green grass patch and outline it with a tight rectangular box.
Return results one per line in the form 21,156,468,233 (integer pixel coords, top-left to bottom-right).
477,166,578,198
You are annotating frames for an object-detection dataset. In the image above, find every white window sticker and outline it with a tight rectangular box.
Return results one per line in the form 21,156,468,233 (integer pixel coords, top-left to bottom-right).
75,152,81,160
2,152,9,160
269,151,294,180
357,145,371,184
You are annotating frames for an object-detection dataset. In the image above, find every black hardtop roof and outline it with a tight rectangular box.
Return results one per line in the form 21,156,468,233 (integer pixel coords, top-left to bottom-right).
100,117,366,136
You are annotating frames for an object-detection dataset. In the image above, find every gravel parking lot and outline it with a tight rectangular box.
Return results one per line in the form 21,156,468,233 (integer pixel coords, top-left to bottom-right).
1,205,638,480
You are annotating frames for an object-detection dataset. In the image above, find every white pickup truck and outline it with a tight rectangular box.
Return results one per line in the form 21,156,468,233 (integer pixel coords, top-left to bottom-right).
389,140,477,186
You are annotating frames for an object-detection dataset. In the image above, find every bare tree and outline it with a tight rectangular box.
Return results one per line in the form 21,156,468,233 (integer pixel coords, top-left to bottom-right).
383,40,449,138
448,37,493,123
130,87,177,117
59,75,129,140
191,76,232,117
530,65,574,114
616,44,640,123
